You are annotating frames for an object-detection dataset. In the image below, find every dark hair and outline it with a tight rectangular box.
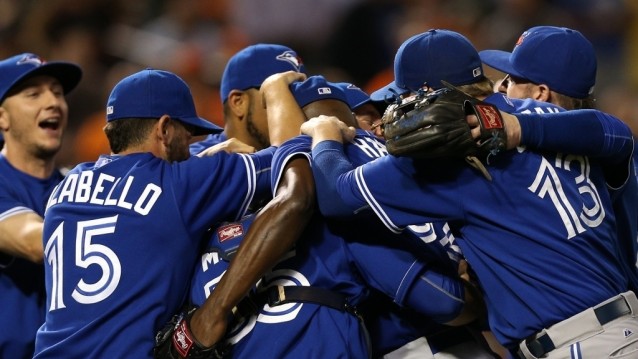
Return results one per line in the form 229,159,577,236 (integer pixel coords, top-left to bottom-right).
303,99,358,127
103,118,158,153
456,77,495,98
222,101,231,123
551,91,596,110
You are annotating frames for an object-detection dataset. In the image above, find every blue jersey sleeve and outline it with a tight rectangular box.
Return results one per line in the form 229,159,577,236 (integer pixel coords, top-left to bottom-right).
172,147,274,235
271,136,312,194
348,226,465,324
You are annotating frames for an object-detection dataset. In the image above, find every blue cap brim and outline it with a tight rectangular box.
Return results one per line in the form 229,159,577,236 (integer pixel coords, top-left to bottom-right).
181,117,223,135
174,116,222,136
369,81,409,103
1,62,82,102
479,50,527,79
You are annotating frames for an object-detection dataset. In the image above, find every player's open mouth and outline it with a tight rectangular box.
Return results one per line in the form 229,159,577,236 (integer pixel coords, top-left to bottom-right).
39,118,60,130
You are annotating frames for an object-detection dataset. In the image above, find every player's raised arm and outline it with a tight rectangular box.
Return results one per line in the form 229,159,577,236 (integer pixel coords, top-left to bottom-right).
261,70,307,146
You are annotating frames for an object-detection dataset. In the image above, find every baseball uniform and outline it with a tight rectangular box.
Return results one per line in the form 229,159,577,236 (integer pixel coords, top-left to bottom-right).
0,156,63,358
309,96,638,354
33,146,273,358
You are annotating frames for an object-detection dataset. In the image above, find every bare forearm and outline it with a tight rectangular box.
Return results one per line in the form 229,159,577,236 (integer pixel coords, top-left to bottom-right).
190,159,315,346
0,212,44,263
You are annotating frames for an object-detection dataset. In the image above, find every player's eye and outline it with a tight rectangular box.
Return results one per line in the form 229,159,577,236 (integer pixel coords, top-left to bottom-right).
501,75,511,87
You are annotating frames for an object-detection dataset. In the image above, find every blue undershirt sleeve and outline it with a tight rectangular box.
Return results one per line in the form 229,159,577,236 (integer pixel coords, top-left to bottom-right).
517,110,633,163
311,140,359,217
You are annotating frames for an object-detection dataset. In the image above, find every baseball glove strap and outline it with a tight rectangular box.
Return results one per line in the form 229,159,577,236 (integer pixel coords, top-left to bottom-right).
154,306,226,359
237,285,359,318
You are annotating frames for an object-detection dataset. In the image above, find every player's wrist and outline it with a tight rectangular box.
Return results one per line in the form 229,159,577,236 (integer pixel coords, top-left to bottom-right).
504,112,522,149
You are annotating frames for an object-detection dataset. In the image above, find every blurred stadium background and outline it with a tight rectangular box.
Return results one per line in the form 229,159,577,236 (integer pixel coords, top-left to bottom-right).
0,0,635,167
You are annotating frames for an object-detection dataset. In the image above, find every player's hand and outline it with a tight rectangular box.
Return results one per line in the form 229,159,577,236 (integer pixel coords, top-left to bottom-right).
300,115,356,145
189,307,228,348
196,138,255,157
466,111,521,150
457,259,470,282
260,70,307,108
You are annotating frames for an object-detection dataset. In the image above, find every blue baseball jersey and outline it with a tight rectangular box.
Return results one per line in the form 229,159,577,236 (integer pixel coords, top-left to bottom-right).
310,99,630,348
33,149,273,359
512,98,638,292
189,132,227,156
0,155,63,359
608,157,638,292
190,132,475,358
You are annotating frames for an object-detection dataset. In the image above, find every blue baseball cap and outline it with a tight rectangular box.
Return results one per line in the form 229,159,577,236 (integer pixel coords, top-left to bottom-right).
369,81,410,103
394,29,485,91
106,68,222,135
220,44,305,103
479,26,596,98
0,53,82,103
334,82,371,110
290,76,348,108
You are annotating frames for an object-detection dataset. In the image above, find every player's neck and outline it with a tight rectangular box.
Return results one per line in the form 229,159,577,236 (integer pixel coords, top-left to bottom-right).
225,122,261,149
1,146,56,179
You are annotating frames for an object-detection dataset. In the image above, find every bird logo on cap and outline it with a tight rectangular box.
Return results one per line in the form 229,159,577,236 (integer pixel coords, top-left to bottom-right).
16,54,44,67
276,51,303,71
515,31,531,47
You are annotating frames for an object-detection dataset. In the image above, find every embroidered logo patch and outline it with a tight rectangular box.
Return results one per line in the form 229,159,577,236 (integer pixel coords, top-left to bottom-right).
276,51,303,71
217,223,243,242
475,104,502,129
172,321,193,357
624,328,634,338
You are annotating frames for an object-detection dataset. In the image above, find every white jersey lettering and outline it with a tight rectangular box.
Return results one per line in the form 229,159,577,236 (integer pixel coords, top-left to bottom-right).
47,171,162,215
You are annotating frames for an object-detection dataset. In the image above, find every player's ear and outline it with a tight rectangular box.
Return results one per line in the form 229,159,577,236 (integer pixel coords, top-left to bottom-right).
0,107,8,131
534,84,551,103
227,90,249,119
157,115,172,144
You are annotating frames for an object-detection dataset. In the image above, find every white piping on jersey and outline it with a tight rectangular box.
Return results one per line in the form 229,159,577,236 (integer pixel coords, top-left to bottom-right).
395,260,420,299
235,154,260,221
272,152,311,197
417,273,464,303
354,166,403,234
0,206,35,222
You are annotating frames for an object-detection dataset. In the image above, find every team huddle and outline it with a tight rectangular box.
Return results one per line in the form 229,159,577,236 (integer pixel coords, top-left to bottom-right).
1,24,637,359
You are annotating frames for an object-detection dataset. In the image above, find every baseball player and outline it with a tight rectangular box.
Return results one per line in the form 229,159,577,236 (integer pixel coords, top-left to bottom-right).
189,43,305,156
176,75,498,359
479,26,638,293
300,29,638,358
0,53,82,359
32,69,277,358
332,81,505,358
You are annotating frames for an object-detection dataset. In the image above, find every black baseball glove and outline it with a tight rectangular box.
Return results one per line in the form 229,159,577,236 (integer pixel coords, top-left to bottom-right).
382,82,507,161
154,305,226,359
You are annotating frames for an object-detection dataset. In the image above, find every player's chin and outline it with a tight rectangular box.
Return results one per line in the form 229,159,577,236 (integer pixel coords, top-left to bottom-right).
35,142,63,158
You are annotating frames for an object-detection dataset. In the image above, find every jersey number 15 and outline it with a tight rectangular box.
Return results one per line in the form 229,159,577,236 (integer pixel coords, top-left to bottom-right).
44,215,121,311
